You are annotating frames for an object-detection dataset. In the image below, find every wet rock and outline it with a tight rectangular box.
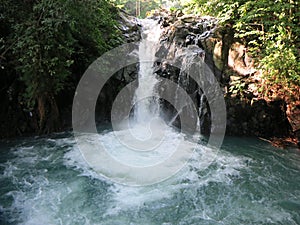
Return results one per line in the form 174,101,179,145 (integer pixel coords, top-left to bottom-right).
185,34,196,46
155,45,168,59
152,9,293,139
154,12,223,134
225,97,291,137
179,14,196,23
173,20,185,29
174,28,190,39
175,10,184,18
161,18,170,27
117,11,141,43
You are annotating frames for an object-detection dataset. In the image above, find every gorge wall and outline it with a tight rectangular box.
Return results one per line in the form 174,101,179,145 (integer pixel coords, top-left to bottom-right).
0,9,298,148
147,10,298,146
46,11,300,147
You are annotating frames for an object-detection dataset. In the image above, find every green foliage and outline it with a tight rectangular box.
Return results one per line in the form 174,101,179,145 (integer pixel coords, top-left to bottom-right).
12,0,74,109
185,0,300,92
111,0,163,18
229,79,247,97
1,0,122,110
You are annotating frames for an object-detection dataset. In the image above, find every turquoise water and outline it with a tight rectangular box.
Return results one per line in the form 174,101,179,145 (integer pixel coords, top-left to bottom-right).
0,132,299,225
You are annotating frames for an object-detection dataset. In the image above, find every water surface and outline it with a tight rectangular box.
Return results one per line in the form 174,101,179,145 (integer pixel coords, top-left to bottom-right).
0,132,299,225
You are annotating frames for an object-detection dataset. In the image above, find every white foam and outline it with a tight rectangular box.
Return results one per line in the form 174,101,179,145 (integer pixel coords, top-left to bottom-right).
101,142,250,215
1,134,297,225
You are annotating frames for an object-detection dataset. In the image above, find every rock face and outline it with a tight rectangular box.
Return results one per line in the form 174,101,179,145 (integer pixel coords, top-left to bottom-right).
117,11,141,43
96,10,298,146
152,15,218,134
150,10,294,141
226,98,290,137
95,11,141,124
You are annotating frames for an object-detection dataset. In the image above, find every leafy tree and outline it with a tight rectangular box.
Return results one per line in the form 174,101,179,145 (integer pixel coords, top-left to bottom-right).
0,0,122,133
184,0,299,97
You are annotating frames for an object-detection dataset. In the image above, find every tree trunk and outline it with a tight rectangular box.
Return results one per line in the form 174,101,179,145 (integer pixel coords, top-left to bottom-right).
37,93,60,134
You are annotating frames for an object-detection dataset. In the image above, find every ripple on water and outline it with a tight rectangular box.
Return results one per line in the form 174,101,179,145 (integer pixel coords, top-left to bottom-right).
0,134,299,224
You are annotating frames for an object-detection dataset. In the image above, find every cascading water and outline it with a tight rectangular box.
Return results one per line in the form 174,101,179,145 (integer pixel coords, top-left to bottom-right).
78,19,197,185
168,45,206,128
134,19,162,123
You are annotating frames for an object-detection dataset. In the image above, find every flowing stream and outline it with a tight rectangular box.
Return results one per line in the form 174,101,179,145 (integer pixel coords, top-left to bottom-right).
0,19,300,225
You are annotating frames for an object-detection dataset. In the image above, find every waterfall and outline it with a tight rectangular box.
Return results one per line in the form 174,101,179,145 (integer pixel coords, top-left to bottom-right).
71,17,227,186
168,45,205,128
133,21,204,132
134,19,163,123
